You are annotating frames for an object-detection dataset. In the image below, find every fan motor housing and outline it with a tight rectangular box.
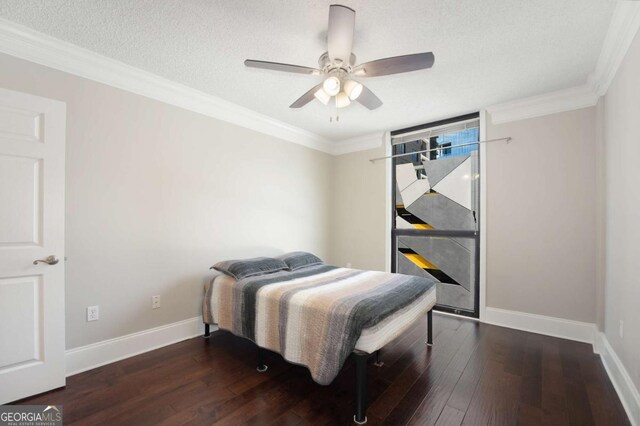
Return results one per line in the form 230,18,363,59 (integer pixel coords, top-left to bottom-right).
319,52,357,74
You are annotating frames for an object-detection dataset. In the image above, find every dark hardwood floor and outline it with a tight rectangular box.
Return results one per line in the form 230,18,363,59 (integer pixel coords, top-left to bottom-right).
19,314,629,425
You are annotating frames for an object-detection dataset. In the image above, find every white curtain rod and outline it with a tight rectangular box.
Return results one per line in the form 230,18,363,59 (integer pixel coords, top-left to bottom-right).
368,137,512,163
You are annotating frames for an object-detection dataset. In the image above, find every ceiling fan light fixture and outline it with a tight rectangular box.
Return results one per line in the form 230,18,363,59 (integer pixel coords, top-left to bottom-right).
314,88,331,105
323,76,341,96
245,5,434,111
343,79,363,100
335,91,351,108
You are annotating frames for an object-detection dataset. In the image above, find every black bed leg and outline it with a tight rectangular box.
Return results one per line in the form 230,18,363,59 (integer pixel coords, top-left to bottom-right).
203,323,210,339
354,353,368,424
427,309,433,346
373,350,384,367
257,347,268,373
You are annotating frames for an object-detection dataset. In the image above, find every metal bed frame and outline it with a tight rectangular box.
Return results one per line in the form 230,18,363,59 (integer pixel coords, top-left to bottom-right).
203,308,433,424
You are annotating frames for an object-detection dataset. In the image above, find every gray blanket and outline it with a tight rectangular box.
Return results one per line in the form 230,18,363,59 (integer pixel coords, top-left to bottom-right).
203,265,435,384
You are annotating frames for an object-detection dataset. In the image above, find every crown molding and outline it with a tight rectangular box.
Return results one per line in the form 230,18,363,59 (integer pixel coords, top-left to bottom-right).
487,1,640,125
486,84,598,125
590,1,640,97
0,18,335,154
330,132,386,155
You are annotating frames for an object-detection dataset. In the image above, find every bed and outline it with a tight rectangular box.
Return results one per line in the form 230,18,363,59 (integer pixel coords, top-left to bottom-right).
202,256,436,424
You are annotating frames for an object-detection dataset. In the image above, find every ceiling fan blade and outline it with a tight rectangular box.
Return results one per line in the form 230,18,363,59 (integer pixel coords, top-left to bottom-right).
327,4,355,64
290,83,323,108
244,59,321,75
357,84,383,110
353,52,435,77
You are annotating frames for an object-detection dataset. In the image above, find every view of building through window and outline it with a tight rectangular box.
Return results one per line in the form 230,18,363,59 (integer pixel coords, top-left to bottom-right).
429,127,479,160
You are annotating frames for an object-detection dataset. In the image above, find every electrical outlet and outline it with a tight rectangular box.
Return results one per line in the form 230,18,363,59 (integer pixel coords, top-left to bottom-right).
619,320,624,339
152,295,161,309
87,305,99,322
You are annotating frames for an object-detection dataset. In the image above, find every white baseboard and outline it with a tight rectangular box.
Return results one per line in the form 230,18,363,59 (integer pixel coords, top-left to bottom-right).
483,307,597,345
597,332,640,426
65,316,215,376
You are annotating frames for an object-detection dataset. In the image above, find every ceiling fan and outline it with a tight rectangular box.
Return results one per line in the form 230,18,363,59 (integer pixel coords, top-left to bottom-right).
244,4,434,111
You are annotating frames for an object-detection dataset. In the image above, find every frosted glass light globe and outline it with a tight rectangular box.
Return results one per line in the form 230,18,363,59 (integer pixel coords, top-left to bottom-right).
314,88,331,105
322,76,341,96
335,91,351,108
343,80,363,100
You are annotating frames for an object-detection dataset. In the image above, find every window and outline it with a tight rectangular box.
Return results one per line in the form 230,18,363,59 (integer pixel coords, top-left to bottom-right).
390,113,481,318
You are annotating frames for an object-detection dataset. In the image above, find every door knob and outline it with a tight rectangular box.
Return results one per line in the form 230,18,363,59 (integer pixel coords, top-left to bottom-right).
33,255,59,265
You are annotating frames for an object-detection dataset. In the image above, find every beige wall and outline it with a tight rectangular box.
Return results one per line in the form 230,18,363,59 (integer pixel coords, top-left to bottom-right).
601,29,640,391
485,108,597,322
329,146,388,271
0,53,333,349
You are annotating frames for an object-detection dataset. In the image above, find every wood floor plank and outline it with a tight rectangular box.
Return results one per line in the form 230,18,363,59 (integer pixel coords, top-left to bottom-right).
368,328,453,420
381,322,475,425
16,314,630,425
541,338,571,425
267,410,304,426
405,324,481,425
581,358,631,426
490,366,522,425
520,334,543,407
559,339,596,426
509,334,543,425
434,406,465,426
564,379,595,426
460,357,505,425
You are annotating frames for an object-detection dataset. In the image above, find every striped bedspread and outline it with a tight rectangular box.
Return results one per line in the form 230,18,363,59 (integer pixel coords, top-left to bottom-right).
203,264,435,385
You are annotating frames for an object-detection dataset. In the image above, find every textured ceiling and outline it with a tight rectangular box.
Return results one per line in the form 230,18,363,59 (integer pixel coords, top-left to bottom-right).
0,0,616,141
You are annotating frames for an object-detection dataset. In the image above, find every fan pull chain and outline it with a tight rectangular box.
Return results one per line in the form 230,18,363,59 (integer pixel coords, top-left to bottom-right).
330,99,340,122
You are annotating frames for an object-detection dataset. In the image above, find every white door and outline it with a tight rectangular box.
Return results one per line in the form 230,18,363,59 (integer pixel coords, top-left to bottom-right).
0,87,66,403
